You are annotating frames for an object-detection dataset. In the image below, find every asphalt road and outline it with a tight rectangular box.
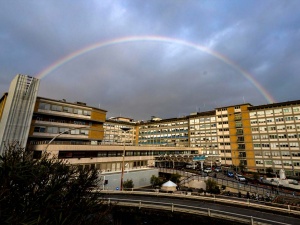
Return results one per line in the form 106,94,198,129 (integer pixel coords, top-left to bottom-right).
102,193,300,225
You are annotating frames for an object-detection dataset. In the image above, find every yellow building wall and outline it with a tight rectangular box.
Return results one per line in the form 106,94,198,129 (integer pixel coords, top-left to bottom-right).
0,94,7,121
91,110,106,122
89,123,104,139
241,105,255,169
89,110,106,140
228,107,240,166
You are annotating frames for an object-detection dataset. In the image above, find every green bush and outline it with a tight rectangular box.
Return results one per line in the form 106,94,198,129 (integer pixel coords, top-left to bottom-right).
123,179,134,189
205,178,220,194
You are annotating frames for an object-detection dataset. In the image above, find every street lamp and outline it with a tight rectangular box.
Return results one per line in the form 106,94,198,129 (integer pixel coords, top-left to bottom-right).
120,127,132,191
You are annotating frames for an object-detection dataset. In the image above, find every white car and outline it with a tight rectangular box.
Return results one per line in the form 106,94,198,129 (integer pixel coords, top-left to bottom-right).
185,164,194,169
235,174,246,182
203,168,212,173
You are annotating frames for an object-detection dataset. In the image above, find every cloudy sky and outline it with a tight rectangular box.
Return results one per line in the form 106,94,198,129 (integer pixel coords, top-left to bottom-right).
1,0,300,121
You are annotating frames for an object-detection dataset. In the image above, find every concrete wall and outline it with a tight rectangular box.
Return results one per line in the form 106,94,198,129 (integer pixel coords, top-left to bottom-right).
100,168,159,190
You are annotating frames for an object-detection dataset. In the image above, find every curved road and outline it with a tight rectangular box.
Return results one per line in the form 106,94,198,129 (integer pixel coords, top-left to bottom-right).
102,193,299,225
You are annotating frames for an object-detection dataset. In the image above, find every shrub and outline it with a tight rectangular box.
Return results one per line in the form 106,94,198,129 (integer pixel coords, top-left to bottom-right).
0,142,111,225
123,179,134,189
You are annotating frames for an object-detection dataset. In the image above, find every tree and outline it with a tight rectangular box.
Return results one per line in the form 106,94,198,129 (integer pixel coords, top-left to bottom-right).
238,162,246,173
123,179,134,189
205,178,220,194
253,172,259,180
150,175,160,187
170,173,181,184
266,167,273,176
0,142,111,225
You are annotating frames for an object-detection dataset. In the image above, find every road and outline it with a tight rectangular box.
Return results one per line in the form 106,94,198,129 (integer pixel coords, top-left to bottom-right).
102,193,300,225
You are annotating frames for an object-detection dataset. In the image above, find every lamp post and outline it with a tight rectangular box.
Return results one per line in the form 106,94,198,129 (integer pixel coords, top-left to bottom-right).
43,126,89,154
120,127,132,191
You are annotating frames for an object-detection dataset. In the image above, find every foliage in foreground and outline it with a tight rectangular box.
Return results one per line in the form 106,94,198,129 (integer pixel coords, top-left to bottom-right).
123,179,134,189
0,142,111,225
205,178,220,194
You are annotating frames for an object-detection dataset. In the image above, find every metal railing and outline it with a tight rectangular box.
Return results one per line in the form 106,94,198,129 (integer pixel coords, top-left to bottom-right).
100,190,300,214
158,168,299,198
104,196,294,225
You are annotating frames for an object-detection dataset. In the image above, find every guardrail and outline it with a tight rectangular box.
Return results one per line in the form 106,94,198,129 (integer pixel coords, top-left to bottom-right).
104,197,292,225
100,190,300,216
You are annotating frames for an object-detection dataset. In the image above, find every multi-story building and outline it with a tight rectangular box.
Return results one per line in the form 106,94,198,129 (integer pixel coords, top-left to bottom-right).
28,96,107,158
138,117,189,147
138,102,300,176
249,101,300,176
103,117,137,146
0,74,39,153
1,74,300,177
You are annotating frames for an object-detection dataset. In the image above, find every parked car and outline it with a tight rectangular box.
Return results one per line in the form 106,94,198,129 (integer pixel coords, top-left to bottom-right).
185,164,194,169
214,167,222,172
203,167,212,173
235,174,246,182
227,171,234,177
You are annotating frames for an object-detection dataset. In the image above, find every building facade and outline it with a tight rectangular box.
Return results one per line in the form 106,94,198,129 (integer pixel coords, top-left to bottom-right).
0,74,39,153
1,75,300,177
138,117,189,147
249,101,300,176
138,102,300,176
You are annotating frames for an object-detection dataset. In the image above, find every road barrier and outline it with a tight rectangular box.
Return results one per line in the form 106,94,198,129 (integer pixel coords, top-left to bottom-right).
104,196,294,225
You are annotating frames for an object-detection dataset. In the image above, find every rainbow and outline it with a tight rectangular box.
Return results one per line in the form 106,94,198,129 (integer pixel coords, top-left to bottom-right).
36,35,276,103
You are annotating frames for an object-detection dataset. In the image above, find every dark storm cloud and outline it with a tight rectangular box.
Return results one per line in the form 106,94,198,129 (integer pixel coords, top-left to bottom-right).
1,0,300,120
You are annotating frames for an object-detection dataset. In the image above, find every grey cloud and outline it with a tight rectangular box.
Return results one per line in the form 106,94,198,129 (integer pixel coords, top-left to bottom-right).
1,0,300,120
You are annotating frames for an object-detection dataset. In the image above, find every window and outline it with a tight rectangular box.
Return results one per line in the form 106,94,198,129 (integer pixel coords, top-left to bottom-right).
47,127,58,133
83,110,91,116
274,109,282,114
290,142,299,148
39,103,50,110
286,125,295,130
252,135,259,140
257,111,264,116
268,126,276,131
283,108,291,113
291,152,300,157
265,110,273,115
52,105,62,111
71,129,80,135
80,129,89,135
286,116,295,121
59,127,69,133
34,126,46,133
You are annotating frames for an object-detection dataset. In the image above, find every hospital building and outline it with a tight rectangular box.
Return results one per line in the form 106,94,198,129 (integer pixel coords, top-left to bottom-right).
1,74,300,186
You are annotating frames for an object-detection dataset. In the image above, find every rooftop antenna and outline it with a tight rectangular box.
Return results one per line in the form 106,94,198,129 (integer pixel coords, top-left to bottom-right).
243,96,245,103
